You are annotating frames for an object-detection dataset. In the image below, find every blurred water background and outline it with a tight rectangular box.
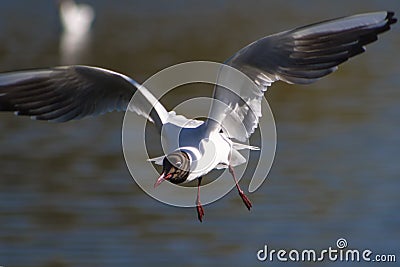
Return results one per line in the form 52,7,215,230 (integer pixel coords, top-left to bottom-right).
0,1,399,266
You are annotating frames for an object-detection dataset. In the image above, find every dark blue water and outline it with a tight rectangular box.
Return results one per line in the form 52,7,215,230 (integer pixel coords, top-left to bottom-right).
0,1,399,266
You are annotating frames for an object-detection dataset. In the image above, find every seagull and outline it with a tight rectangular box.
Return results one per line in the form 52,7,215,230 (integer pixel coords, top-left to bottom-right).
58,0,94,36
0,11,396,222
58,0,95,64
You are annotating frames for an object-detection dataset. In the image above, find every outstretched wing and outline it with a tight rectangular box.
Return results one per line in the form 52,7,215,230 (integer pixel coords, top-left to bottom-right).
206,11,396,141
0,65,169,129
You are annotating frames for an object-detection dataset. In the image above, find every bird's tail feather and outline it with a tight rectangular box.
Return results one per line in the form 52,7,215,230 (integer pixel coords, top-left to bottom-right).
232,142,260,151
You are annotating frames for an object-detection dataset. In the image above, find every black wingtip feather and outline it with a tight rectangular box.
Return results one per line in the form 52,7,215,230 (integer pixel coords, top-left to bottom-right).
387,11,397,24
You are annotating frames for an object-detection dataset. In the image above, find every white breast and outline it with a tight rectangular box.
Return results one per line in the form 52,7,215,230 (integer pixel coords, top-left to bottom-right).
185,132,232,182
160,115,233,182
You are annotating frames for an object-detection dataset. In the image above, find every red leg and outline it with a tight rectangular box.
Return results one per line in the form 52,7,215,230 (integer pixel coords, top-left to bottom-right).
228,165,252,210
196,177,205,222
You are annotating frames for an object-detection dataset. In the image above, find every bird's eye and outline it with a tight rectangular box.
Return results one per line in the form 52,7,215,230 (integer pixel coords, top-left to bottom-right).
176,161,182,167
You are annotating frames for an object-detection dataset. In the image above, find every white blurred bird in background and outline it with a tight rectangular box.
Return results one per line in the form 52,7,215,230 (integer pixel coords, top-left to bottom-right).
58,0,95,64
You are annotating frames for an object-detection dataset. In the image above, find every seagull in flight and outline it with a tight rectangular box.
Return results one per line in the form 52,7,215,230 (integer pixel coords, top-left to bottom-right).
0,11,396,221
58,0,95,64
58,0,94,36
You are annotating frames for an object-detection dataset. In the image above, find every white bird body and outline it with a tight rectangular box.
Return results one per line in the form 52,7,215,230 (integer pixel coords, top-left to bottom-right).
149,115,237,182
59,0,94,36
59,0,95,64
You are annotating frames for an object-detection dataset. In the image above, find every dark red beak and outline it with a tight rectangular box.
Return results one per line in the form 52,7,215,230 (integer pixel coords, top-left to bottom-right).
154,173,171,188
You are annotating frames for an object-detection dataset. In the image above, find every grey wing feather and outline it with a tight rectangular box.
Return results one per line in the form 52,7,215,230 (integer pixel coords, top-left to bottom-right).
230,11,396,84
207,11,396,141
0,65,169,129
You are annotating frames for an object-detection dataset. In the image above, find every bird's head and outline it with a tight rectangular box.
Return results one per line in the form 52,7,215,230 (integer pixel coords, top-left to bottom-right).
154,151,190,187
